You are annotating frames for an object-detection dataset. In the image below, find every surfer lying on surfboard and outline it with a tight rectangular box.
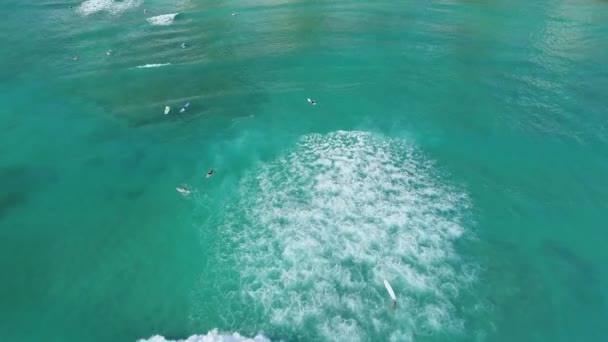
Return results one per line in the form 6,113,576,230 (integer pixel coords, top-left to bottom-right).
176,187,190,194
206,168,214,178
179,102,190,113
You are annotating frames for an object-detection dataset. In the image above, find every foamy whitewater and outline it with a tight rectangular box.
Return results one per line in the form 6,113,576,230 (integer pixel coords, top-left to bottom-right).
76,0,142,16
138,330,270,342
3,0,606,340
147,13,179,26
206,131,475,341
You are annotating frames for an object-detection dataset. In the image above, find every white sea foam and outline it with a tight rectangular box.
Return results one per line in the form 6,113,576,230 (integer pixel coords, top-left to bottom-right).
136,63,171,69
220,131,473,340
147,13,179,26
77,0,142,16
138,330,270,342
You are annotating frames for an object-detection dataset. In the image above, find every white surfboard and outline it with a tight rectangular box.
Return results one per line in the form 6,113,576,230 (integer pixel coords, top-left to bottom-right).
164,106,171,115
384,279,396,301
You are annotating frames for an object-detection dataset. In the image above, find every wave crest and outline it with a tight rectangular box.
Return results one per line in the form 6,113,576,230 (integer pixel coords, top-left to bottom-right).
138,330,270,342
147,13,179,26
77,0,142,16
136,63,171,69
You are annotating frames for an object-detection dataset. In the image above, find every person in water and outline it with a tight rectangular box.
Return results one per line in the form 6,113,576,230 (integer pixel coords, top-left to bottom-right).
180,102,190,113
106,50,113,56
206,169,214,178
307,98,317,105
392,299,397,309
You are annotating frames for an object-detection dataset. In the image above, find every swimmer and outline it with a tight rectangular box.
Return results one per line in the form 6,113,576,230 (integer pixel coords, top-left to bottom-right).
307,98,317,105
392,299,397,309
144,9,148,14
106,50,113,56
176,187,190,194
206,168,214,178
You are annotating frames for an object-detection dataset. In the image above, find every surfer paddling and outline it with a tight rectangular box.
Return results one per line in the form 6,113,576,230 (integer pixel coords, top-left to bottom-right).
176,187,190,194
307,98,317,105
206,168,214,178
179,102,190,113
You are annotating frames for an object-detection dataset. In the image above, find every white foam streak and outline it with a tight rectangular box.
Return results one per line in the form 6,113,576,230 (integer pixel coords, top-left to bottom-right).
138,330,270,342
222,131,474,340
147,13,179,26
77,0,142,16
136,63,171,69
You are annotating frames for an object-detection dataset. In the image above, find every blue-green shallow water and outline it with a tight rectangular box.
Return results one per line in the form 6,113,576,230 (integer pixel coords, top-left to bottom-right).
1,0,607,341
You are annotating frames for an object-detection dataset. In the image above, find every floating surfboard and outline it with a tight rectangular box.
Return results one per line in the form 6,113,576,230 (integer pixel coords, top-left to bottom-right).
164,106,171,115
384,279,396,301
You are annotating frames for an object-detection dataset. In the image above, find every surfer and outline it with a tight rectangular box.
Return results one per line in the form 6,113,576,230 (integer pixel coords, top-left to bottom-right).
179,102,190,113
106,50,113,56
384,279,397,310
144,9,148,14
73,56,79,61
181,42,187,49
307,98,317,105
206,169,214,178
176,187,190,194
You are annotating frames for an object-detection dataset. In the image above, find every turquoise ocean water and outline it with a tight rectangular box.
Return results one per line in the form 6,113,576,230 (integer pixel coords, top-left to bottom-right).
1,0,607,341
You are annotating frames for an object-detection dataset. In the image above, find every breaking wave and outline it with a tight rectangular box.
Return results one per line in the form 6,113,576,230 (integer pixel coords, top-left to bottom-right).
138,330,270,342
215,131,475,341
76,0,142,16
147,13,179,26
136,63,171,69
